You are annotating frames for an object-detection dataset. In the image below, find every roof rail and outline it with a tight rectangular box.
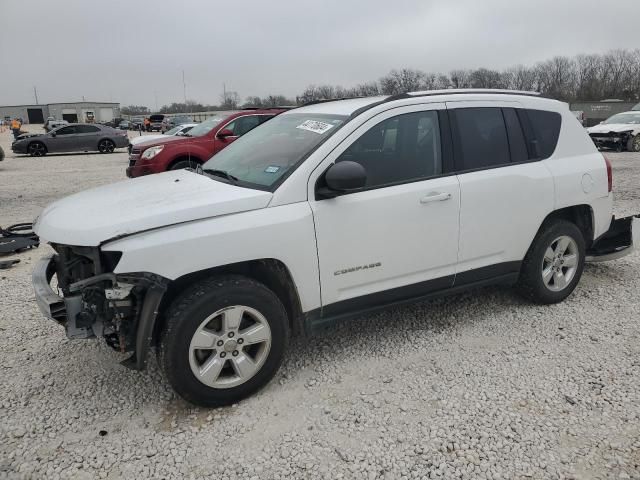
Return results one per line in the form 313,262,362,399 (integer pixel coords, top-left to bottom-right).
242,106,297,110
349,89,543,119
302,96,364,107
407,88,541,98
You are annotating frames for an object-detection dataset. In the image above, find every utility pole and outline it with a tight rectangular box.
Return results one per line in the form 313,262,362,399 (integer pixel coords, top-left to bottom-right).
33,86,39,104
182,70,187,105
223,82,226,104
154,91,158,112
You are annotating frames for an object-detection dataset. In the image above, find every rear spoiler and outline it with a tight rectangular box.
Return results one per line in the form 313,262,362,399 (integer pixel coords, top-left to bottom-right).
587,215,639,262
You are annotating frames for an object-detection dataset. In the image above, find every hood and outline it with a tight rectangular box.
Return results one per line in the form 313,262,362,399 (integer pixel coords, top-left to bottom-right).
129,134,165,146
132,135,192,149
16,132,44,141
34,170,272,246
587,123,640,134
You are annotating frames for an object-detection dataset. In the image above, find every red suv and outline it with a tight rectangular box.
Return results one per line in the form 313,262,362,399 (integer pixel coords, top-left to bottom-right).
126,108,286,178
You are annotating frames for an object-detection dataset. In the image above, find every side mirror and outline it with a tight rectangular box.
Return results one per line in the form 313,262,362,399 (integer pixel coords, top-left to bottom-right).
317,161,367,199
217,129,235,139
50,131,56,137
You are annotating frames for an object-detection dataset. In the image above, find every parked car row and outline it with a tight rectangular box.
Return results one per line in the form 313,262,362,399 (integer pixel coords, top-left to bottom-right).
127,108,285,177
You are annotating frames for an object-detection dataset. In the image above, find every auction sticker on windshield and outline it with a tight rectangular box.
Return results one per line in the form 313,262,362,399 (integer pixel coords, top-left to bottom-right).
296,120,335,135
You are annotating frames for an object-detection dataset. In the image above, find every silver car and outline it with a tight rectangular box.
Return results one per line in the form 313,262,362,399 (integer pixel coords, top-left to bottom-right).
11,123,129,157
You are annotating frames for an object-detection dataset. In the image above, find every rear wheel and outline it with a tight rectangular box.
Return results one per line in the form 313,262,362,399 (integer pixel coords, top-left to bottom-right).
98,139,115,153
517,219,586,304
28,142,47,157
627,134,640,152
160,275,289,407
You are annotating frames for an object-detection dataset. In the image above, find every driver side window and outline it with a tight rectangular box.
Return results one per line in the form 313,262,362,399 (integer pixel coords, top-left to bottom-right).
336,110,442,188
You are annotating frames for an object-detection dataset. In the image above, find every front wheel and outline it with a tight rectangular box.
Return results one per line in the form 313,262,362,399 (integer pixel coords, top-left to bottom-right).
627,135,640,152
517,219,586,304
28,142,47,157
98,139,115,153
159,276,289,407
170,160,199,171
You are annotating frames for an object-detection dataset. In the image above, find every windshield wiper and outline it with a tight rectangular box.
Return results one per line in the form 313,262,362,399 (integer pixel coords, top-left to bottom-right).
203,168,239,183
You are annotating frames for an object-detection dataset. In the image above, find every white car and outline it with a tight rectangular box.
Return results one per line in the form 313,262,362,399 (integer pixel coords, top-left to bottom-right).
32,90,637,407
127,123,197,153
586,111,640,152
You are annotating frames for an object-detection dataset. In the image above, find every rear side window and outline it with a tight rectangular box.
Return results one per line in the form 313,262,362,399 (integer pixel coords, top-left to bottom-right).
526,109,561,159
452,108,510,170
77,125,100,133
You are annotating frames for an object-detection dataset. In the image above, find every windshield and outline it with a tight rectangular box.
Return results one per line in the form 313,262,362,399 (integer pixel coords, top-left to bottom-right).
202,113,347,189
603,113,640,125
185,116,227,137
164,125,184,135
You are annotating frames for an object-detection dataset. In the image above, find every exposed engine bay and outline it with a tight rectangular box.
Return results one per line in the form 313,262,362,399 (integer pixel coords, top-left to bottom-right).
42,244,167,368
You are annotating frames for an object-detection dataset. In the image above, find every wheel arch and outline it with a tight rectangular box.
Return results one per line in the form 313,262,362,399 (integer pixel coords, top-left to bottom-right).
154,258,304,343
536,204,594,248
168,155,203,170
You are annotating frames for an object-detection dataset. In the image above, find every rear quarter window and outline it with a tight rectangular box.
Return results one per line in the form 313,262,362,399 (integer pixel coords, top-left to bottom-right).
526,109,562,159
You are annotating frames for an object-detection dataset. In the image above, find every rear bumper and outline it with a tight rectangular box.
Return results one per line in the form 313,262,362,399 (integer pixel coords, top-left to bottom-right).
586,215,638,262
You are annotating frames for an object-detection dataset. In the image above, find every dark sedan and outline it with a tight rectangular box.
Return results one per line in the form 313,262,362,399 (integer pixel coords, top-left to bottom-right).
11,123,129,157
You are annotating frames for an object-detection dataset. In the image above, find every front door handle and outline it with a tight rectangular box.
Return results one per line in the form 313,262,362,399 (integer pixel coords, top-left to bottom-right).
420,192,452,204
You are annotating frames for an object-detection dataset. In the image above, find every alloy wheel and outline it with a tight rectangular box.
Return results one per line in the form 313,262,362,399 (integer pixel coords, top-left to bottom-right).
188,305,272,389
541,235,579,292
29,143,45,157
99,140,115,153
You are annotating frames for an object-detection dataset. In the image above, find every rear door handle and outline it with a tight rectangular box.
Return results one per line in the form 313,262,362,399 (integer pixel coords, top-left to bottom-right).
420,192,452,204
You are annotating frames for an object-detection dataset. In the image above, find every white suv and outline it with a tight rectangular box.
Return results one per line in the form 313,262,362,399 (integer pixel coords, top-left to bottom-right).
32,90,637,407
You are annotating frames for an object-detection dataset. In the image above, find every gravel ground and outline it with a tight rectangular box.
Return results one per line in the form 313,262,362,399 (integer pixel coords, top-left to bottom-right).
1,128,639,480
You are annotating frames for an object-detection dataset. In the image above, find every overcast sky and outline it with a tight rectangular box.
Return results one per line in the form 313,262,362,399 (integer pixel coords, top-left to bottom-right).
0,0,638,108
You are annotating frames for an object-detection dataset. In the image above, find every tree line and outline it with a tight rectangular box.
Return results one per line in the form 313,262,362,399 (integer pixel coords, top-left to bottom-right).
121,48,640,115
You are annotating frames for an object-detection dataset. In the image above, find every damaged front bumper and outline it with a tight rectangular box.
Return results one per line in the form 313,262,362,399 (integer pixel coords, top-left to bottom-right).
587,215,638,262
589,131,633,151
32,254,168,370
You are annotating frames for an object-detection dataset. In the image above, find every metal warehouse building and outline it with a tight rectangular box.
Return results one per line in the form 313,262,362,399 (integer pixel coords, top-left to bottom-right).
0,102,120,124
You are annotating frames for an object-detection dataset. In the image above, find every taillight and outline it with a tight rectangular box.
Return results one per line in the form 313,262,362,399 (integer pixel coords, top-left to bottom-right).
603,155,612,192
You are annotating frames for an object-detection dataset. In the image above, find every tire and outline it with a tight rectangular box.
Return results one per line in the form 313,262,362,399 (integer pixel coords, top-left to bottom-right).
28,142,47,157
170,160,199,170
517,219,586,304
159,275,289,407
627,134,640,152
98,139,115,153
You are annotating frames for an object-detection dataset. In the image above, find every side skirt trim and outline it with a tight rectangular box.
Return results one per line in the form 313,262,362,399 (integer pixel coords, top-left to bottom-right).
304,262,521,334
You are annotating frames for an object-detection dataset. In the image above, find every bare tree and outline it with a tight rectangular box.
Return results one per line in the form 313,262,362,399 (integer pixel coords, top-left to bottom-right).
220,91,240,109
379,68,427,94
